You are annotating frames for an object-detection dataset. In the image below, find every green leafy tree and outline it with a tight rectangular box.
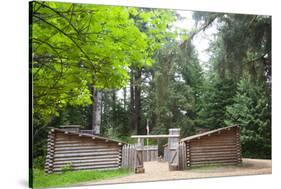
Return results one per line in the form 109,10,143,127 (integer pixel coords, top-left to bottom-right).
31,2,152,128
127,9,177,134
31,2,176,166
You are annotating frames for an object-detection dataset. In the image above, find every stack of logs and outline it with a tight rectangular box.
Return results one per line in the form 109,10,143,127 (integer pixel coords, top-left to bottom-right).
44,130,55,173
45,129,123,173
183,126,242,167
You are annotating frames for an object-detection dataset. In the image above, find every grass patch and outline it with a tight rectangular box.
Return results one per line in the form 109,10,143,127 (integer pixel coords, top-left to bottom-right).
32,168,132,188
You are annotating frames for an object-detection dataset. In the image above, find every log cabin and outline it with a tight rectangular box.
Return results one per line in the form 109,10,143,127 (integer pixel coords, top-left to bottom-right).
180,125,242,167
45,126,126,173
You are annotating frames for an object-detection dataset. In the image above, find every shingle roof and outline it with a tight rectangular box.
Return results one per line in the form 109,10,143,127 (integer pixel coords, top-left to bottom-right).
180,125,239,142
50,128,127,144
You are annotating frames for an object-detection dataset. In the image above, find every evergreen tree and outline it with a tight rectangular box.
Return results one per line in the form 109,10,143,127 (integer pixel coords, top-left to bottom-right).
224,76,271,158
146,41,204,137
198,76,236,130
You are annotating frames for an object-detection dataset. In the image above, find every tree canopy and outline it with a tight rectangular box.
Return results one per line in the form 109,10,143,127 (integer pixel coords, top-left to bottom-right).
31,1,175,124
31,2,272,169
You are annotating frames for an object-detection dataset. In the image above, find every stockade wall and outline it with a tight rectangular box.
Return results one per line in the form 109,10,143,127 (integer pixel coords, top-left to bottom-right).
121,145,159,169
184,126,241,167
45,130,122,173
143,145,158,161
121,144,136,170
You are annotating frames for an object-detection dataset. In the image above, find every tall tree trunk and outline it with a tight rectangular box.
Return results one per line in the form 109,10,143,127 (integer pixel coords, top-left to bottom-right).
134,67,142,134
129,69,135,133
92,88,102,134
112,90,116,125
123,87,127,110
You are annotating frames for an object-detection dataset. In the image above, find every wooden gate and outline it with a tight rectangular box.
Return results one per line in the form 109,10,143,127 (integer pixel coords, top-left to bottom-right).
121,139,145,173
143,145,158,161
121,145,158,170
168,128,180,170
131,128,181,172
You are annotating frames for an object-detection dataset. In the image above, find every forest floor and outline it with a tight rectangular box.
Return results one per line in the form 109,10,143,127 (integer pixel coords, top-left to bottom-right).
81,158,271,186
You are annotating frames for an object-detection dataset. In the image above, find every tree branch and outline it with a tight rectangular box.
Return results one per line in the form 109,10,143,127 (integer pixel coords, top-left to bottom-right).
180,15,218,49
35,1,81,35
33,14,95,70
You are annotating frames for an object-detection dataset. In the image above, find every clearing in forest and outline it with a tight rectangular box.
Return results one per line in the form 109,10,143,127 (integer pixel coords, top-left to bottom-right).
81,158,272,186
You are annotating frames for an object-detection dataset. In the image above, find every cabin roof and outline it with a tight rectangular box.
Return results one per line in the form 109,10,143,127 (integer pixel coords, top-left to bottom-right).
180,125,239,142
50,128,127,144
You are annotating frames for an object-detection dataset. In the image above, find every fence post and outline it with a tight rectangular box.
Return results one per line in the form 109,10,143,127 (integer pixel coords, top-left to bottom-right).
168,128,180,171
178,142,186,170
135,138,144,173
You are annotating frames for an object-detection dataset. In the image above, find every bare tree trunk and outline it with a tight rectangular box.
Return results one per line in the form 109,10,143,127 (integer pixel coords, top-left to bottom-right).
134,67,142,134
92,88,102,135
129,69,135,132
112,90,116,124
123,87,127,110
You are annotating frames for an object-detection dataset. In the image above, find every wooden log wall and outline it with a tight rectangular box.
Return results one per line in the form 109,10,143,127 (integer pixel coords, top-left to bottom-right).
186,127,241,167
45,130,122,173
45,130,55,173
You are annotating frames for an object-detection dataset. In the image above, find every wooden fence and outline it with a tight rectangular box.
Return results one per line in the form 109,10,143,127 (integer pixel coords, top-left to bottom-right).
121,144,159,170
143,145,158,161
121,144,136,170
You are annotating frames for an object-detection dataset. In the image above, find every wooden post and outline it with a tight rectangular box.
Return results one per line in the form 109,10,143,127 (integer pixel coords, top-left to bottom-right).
186,140,191,168
135,138,145,173
236,126,242,164
178,142,186,170
168,128,180,171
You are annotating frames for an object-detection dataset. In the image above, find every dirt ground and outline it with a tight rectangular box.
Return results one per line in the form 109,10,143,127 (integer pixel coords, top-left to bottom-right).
82,158,272,186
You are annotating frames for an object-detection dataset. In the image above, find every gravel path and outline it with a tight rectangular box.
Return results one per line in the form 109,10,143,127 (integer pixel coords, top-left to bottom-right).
82,158,271,186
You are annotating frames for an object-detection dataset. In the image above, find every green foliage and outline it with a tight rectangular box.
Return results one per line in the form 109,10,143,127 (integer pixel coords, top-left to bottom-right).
193,13,271,159
198,76,237,130
33,156,45,169
224,76,271,158
61,162,74,173
101,90,131,138
195,13,271,82
145,41,204,136
31,4,272,163
31,2,176,160
32,168,131,188
54,105,92,128
31,1,160,122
